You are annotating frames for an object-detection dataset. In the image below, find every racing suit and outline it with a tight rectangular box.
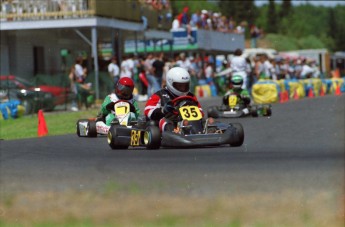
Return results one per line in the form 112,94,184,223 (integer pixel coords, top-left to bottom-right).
222,88,251,107
96,93,141,134
144,87,203,131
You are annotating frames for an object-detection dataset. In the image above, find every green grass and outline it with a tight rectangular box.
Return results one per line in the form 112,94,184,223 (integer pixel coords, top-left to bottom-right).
0,108,98,140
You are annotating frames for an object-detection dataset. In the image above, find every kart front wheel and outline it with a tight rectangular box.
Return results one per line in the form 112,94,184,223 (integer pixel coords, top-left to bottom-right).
144,126,161,149
107,126,129,150
229,123,244,147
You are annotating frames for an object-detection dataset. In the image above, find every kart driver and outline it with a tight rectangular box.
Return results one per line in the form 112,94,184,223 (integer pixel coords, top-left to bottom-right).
144,67,204,132
223,75,251,109
96,77,141,134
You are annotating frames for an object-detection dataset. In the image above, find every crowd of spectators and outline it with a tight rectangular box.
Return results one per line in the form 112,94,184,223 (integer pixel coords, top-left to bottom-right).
106,50,322,102
172,6,255,36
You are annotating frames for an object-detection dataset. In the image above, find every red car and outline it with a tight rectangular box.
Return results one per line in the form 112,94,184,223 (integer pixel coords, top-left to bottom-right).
0,75,70,114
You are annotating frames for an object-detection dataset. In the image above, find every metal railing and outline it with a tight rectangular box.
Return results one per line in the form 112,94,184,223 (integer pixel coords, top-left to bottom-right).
0,0,171,30
0,0,94,21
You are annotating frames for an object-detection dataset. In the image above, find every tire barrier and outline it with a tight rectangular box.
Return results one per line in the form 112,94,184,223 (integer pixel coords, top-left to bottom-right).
0,100,25,120
252,78,344,104
195,85,212,98
251,80,280,104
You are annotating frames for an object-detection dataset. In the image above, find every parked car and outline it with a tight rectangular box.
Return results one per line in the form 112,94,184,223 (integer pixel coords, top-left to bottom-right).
0,75,70,114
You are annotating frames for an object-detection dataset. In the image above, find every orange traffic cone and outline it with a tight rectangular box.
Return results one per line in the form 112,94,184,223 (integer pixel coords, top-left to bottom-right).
198,87,204,97
293,90,299,100
335,84,342,96
308,89,314,98
280,91,288,103
319,86,325,96
38,109,48,137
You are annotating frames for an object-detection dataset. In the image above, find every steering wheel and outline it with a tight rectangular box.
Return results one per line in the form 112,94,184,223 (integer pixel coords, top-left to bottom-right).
171,95,199,108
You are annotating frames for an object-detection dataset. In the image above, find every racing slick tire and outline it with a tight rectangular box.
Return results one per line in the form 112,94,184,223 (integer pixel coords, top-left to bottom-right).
144,126,161,150
207,106,220,118
265,106,272,117
251,106,258,117
229,123,244,147
107,125,129,150
87,120,97,137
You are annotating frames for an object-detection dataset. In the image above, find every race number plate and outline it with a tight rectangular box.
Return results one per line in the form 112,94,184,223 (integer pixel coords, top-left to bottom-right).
130,130,141,146
114,102,130,125
114,102,130,115
179,106,202,121
228,95,238,108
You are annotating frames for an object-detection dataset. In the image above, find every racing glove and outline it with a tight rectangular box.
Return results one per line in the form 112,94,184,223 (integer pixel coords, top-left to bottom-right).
162,102,175,114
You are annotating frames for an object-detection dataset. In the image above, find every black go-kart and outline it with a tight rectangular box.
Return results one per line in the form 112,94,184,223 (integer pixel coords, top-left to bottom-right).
207,94,272,118
107,96,244,150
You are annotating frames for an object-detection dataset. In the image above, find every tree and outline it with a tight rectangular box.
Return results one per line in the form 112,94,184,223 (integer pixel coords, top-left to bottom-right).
218,0,257,25
266,0,278,33
279,0,292,18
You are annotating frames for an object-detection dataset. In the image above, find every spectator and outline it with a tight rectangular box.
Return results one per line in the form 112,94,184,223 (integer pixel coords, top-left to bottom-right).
108,56,120,85
230,49,249,89
190,10,201,28
68,66,79,112
120,54,135,79
144,53,160,97
172,15,180,30
300,58,314,79
74,56,87,84
250,25,260,48
178,6,192,42
152,52,165,88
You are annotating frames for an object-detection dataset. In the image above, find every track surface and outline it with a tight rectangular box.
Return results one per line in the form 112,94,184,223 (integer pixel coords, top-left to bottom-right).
1,95,344,196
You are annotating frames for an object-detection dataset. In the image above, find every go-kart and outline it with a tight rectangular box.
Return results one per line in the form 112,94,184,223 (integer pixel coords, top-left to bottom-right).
76,100,141,138
107,95,244,150
207,94,272,118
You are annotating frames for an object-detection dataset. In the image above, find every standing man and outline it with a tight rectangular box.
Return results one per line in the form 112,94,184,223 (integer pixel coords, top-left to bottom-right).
152,52,165,89
108,56,120,85
230,49,250,89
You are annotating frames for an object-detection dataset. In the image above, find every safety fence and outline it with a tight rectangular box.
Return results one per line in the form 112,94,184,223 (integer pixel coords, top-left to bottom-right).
252,77,345,104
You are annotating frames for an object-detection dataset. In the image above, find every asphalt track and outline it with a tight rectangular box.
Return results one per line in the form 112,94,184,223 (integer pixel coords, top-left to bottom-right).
1,95,344,196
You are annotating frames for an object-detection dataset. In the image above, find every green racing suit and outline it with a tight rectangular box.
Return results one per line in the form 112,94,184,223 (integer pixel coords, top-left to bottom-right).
99,93,141,125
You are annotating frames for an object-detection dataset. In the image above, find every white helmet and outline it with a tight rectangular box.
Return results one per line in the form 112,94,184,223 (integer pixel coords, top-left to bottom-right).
166,67,190,96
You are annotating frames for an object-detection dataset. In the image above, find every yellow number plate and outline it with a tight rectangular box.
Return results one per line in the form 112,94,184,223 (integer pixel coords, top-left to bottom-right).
228,95,238,108
179,106,202,121
130,130,141,146
114,102,130,115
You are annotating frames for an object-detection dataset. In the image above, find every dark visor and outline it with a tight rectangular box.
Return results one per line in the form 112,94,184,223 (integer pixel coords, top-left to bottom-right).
173,82,189,92
117,84,133,99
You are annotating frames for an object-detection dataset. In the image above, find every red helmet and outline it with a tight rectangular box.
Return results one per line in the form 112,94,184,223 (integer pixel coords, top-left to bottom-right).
115,77,134,100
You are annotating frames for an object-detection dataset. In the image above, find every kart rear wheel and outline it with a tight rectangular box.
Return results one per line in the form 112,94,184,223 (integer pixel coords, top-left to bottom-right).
251,106,258,117
107,126,129,150
144,126,161,149
87,120,97,137
229,123,244,147
265,107,272,116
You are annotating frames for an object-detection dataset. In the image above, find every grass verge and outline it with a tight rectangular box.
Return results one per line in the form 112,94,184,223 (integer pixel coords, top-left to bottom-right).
0,190,343,227
0,108,98,140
